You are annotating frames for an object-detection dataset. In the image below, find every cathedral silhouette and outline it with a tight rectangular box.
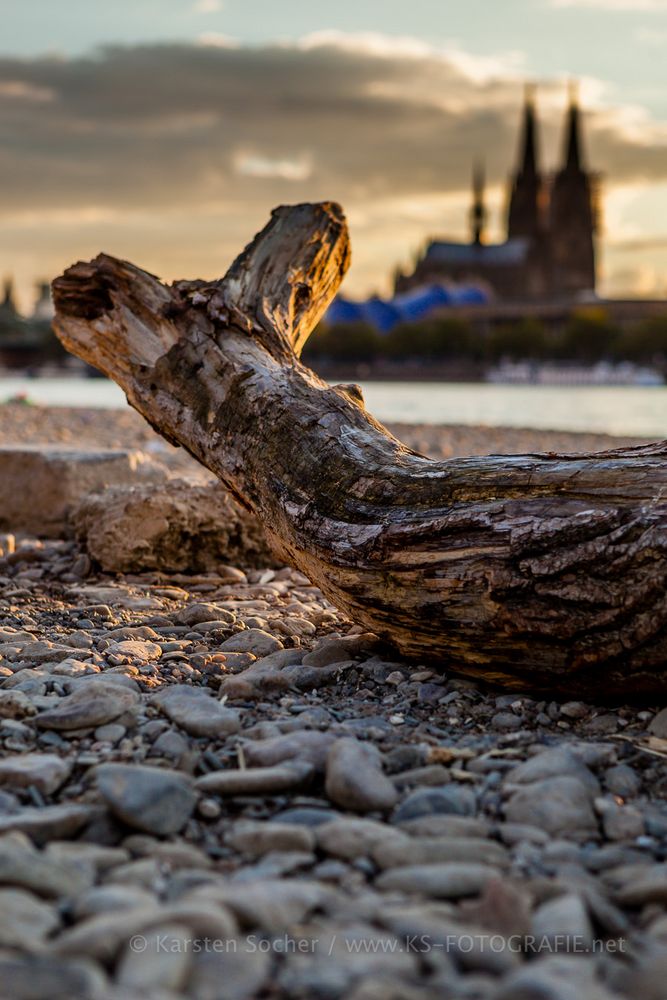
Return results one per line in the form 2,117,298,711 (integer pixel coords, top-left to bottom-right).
395,85,600,302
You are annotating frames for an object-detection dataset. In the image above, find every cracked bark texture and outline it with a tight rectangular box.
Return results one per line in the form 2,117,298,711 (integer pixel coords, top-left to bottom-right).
52,202,667,695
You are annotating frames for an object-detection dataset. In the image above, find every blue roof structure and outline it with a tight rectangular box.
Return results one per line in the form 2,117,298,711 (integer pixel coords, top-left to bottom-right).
325,282,491,333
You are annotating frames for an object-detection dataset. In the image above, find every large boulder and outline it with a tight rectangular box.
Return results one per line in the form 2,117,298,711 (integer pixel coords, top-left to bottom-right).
72,478,277,572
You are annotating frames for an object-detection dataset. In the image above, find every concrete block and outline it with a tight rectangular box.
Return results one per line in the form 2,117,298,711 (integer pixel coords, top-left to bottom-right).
0,446,167,537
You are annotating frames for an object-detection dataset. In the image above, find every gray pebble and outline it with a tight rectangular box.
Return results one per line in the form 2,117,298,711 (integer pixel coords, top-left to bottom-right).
325,738,399,813
152,684,241,738
95,763,197,836
504,776,597,839
392,785,477,823
196,761,314,796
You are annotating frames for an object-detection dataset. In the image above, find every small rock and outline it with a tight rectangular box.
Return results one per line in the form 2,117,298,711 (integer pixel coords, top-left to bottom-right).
531,893,593,951
149,728,191,765
596,799,645,841
460,876,533,937
70,885,158,920
397,815,490,838
613,864,667,906
45,841,129,876
0,804,97,844
0,690,36,720
316,818,408,860
302,634,379,667
152,685,241,738
34,681,139,730
0,887,60,948
504,776,597,839
226,820,315,858
392,785,477,823
376,862,501,898
175,603,236,626
93,723,126,743
272,807,339,827
325,738,399,813
373,835,509,870
116,922,192,993
560,701,589,719
219,629,283,657
105,639,162,661
648,707,667,739
196,761,314,796
96,764,197,835
0,834,93,897
505,748,599,794
491,711,522,731
390,764,451,789
604,764,641,799
0,753,71,795
190,878,329,934
243,730,337,772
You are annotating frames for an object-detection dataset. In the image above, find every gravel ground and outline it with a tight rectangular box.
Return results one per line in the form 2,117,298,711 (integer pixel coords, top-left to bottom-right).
0,404,665,1000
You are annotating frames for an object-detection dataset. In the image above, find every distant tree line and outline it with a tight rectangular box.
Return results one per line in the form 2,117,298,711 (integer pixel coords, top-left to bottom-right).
302,309,667,368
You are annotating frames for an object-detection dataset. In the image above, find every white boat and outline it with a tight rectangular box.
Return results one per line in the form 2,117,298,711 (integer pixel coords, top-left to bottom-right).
487,361,664,386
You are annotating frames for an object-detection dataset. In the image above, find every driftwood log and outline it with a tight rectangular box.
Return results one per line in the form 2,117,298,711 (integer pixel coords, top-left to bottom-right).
52,202,667,696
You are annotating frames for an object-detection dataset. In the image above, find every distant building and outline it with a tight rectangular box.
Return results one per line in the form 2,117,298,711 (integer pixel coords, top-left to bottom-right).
0,278,25,339
395,85,600,302
0,279,63,369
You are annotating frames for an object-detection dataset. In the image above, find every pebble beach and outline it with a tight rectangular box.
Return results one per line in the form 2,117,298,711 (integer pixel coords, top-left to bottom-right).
0,402,665,1000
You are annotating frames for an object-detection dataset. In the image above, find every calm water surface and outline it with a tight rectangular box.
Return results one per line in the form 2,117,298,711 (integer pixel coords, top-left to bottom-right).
1,377,666,438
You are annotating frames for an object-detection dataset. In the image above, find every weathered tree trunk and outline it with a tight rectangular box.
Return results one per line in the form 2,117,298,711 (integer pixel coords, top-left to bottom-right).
52,202,667,695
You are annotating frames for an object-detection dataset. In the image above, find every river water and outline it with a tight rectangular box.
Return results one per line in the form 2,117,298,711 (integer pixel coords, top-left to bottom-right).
1,377,666,437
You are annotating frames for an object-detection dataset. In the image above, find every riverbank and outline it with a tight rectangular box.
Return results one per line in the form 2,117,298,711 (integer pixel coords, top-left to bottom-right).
0,402,655,462
0,405,665,999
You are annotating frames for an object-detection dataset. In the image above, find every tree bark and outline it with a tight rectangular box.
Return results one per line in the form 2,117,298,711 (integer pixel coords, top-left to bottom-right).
52,202,667,696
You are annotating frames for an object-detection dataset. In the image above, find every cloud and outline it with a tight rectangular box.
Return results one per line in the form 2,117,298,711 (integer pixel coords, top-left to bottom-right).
193,0,223,12
0,35,666,300
234,152,312,181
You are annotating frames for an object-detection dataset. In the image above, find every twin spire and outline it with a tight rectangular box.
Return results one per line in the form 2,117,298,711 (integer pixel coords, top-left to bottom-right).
516,81,584,179
472,82,585,245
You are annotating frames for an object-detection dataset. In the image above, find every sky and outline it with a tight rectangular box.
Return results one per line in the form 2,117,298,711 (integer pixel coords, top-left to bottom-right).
2,0,667,308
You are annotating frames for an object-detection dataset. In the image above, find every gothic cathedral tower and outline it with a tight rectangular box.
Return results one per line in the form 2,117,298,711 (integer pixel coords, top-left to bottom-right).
548,84,597,297
507,86,549,297
508,85,542,242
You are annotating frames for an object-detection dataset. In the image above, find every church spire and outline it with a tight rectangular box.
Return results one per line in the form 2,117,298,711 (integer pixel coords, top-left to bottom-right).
507,83,543,243
549,80,596,295
564,79,583,171
470,160,486,245
518,82,538,178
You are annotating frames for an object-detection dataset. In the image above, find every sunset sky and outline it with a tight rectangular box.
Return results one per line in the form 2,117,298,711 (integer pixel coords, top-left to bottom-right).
2,0,667,308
